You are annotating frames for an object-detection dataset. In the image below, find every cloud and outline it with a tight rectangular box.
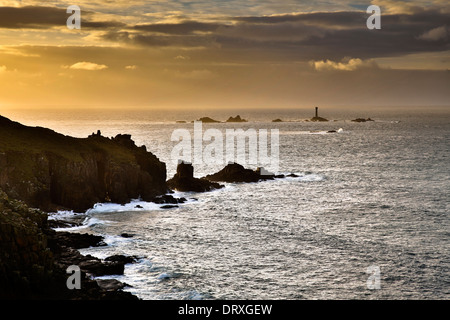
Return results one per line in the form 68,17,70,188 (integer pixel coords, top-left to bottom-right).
310,58,379,71
64,62,108,71
418,25,449,41
174,55,190,60
125,65,137,70
132,21,225,35
371,0,424,14
95,5,450,62
0,5,125,29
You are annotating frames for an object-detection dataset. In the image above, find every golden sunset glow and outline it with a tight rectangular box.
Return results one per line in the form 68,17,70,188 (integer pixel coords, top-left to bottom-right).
0,0,449,109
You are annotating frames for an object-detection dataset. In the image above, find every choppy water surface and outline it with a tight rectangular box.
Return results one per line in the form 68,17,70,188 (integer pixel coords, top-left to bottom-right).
5,107,449,299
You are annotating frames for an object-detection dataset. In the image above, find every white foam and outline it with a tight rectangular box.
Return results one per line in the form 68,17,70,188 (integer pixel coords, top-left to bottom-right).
48,210,81,221
298,173,326,182
86,200,165,214
157,272,171,280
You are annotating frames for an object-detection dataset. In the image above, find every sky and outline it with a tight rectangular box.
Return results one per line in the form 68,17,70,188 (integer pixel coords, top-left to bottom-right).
0,0,449,109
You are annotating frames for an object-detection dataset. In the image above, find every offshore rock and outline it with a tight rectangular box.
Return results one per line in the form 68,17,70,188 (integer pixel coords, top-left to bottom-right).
226,115,247,122
0,115,168,212
167,161,224,192
351,118,374,122
310,116,329,122
195,117,221,123
203,163,275,183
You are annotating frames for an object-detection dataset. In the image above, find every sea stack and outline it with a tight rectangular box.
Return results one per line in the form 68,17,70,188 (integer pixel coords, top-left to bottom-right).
167,161,224,192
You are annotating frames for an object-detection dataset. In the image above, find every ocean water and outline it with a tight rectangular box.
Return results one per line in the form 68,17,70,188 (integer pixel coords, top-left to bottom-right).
3,107,449,299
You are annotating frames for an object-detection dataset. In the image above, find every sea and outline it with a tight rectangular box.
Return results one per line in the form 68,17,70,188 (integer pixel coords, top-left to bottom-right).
2,106,449,300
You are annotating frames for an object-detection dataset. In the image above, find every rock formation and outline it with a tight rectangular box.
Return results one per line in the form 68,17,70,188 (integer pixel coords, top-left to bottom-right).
167,161,224,192
0,190,137,299
195,117,221,123
351,118,374,122
226,115,247,122
310,107,328,122
0,115,168,212
203,163,275,183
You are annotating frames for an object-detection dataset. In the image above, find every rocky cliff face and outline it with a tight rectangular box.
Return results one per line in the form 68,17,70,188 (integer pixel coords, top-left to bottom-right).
0,190,54,298
0,190,138,299
0,115,168,212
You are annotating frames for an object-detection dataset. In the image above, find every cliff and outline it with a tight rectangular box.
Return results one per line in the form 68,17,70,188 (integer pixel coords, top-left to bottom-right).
0,115,168,212
0,190,137,299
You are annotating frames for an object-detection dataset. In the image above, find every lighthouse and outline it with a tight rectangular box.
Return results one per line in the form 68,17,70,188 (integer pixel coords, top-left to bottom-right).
311,106,328,122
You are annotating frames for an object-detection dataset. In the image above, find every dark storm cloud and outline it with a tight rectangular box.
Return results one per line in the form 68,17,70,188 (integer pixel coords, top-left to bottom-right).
0,6,124,29
133,21,226,35
4,5,447,61
102,31,218,48
232,11,367,28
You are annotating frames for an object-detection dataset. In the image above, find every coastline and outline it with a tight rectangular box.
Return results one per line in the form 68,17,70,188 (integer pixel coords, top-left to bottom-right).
0,189,139,299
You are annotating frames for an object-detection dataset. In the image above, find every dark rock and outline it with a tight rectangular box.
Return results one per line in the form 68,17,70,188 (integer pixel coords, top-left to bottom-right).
167,161,224,192
134,205,143,209
0,190,137,299
203,163,274,183
351,118,374,122
120,233,134,238
95,279,127,291
196,117,221,123
310,116,328,122
226,115,247,122
47,231,106,250
104,255,138,265
160,204,179,209
47,219,80,229
272,118,283,122
151,194,187,204
0,115,168,212
286,173,300,178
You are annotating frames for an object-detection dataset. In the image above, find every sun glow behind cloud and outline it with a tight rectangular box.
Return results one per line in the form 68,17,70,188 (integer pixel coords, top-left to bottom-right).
0,0,448,109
